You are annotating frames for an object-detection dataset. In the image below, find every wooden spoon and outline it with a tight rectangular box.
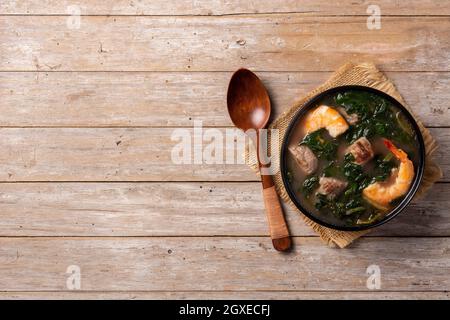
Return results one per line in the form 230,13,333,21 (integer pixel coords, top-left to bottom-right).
227,68,291,251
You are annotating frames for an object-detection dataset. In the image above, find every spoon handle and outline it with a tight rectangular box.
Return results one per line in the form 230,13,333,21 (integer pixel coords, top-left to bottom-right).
260,173,292,251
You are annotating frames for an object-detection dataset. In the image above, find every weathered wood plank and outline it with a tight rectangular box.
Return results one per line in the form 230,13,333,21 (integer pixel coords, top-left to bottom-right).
1,71,448,127
0,182,447,237
0,182,267,236
0,127,255,182
0,291,448,300
0,128,446,182
0,237,449,291
1,16,450,71
1,0,449,16
431,127,449,180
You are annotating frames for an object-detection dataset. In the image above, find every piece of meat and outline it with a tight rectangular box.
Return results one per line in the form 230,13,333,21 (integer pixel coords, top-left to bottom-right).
317,177,348,199
346,137,374,165
288,145,318,175
338,107,359,125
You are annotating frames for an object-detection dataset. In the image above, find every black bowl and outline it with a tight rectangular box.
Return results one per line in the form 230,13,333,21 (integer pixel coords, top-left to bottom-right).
280,85,425,231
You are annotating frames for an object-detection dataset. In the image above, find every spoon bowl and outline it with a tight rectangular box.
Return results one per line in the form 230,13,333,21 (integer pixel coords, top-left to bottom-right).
227,68,271,132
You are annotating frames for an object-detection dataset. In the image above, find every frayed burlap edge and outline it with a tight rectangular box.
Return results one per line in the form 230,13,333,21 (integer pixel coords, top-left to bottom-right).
244,62,443,248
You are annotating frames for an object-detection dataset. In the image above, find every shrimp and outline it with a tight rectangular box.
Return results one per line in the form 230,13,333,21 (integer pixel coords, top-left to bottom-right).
362,139,415,210
303,105,349,138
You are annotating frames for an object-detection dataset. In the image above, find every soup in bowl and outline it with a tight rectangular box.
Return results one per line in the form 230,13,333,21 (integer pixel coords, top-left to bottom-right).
280,86,425,231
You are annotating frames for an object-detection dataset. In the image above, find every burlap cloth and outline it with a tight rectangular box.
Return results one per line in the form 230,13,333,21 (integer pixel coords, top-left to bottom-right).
245,62,443,248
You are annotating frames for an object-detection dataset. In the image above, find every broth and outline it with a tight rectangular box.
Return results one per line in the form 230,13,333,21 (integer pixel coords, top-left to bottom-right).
285,89,420,228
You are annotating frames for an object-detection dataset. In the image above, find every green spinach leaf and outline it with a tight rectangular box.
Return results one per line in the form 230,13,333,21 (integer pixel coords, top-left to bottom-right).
300,129,338,160
335,90,414,146
301,176,319,198
372,154,396,182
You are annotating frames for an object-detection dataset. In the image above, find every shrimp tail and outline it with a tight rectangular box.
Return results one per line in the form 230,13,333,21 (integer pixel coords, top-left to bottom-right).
383,138,407,162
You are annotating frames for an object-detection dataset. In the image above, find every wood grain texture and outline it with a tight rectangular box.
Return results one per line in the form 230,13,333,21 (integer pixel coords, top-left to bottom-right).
0,182,448,237
0,237,449,291
1,0,449,299
2,16,450,71
1,0,450,16
1,71,448,127
0,127,254,181
0,127,446,182
0,291,448,300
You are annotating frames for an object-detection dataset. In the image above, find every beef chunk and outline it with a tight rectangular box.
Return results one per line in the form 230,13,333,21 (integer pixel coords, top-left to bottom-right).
288,144,318,175
338,107,359,125
346,137,374,165
317,177,348,199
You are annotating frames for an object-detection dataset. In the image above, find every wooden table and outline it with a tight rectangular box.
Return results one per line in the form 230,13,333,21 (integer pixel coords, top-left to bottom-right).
0,1,449,300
